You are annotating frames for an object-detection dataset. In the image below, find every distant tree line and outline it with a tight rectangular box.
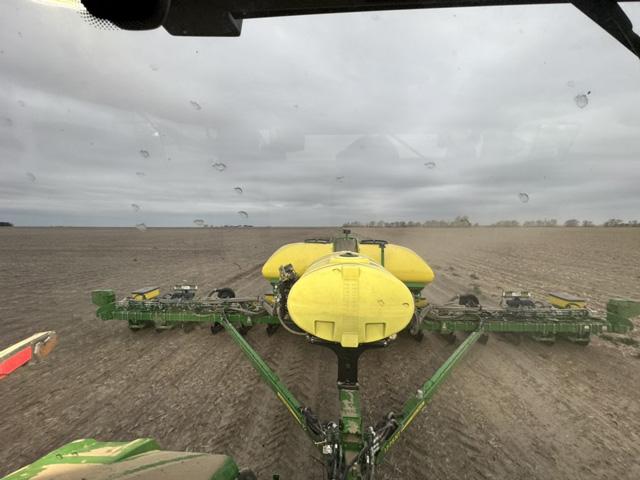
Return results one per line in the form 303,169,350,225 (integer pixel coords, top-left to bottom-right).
565,219,639,227
343,216,475,228
491,220,522,227
600,219,639,227
343,217,640,228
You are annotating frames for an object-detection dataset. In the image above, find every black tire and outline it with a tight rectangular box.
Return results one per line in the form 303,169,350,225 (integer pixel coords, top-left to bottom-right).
410,330,424,342
210,323,224,335
129,321,150,331
442,332,457,344
181,323,195,333
459,294,480,307
237,469,257,480
238,324,253,336
216,288,236,299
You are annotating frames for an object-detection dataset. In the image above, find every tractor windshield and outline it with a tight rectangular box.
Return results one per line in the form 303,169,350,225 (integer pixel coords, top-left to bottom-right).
1,1,640,480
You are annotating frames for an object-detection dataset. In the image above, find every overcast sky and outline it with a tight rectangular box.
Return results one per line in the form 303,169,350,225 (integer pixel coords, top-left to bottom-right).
1,0,639,226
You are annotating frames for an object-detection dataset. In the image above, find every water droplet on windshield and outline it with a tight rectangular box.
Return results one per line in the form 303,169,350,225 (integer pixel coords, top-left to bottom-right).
17,100,25,107
152,131,160,137
566,80,575,88
212,162,227,172
193,219,205,226
190,101,202,111
26,172,36,182
424,161,436,169
2,117,12,127
518,193,530,203
233,187,243,194
135,223,147,231
238,211,249,219
135,171,145,177
574,94,588,109
131,203,141,212
336,176,345,182
139,150,150,158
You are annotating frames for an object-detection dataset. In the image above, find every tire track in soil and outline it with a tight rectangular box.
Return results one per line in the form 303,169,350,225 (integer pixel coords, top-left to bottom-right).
218,262,264,289
196,261,329,475
367,273,539,479
255,332,337,477
459,339,640,479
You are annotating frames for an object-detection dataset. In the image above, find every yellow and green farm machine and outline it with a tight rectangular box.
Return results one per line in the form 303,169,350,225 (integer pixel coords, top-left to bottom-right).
5,231,639,480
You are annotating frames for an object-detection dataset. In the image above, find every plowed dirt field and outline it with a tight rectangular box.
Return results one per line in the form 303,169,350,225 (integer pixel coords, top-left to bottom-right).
1,227,639,479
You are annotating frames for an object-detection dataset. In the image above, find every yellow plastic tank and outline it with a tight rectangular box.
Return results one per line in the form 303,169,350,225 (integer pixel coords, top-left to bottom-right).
547,291,586,309
131,287,160,301
287,252,415,348
358,243,434,288
262,242,333,282
262,241,434,289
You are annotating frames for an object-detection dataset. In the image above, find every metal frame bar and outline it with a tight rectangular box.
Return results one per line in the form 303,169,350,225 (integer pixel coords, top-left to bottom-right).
212,313,485,478
421,319,603,335
217,315,312,438
377,329,484,461
95,293,613,337
218,322,486,478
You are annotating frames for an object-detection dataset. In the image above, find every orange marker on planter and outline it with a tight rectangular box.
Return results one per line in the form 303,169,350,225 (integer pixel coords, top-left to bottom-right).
0,331,57,378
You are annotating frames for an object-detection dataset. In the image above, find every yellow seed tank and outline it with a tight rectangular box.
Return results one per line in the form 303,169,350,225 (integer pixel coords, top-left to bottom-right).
262,241,434,290
286,252,415,348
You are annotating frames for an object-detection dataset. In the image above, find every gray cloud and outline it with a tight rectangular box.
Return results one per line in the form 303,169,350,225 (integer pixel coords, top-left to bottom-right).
1,1,639,226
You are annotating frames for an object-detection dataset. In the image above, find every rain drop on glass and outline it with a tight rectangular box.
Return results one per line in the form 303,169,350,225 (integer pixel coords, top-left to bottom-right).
574,94,588,109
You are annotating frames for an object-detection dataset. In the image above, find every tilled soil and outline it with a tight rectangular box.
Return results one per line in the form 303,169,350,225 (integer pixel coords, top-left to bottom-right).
1,227,639,479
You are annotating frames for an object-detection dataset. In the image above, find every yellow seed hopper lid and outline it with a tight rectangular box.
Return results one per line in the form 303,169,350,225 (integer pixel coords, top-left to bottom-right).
287,252,414,347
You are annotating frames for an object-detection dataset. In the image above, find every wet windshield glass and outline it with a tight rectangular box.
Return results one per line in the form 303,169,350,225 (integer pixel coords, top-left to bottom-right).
1,1,639,480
